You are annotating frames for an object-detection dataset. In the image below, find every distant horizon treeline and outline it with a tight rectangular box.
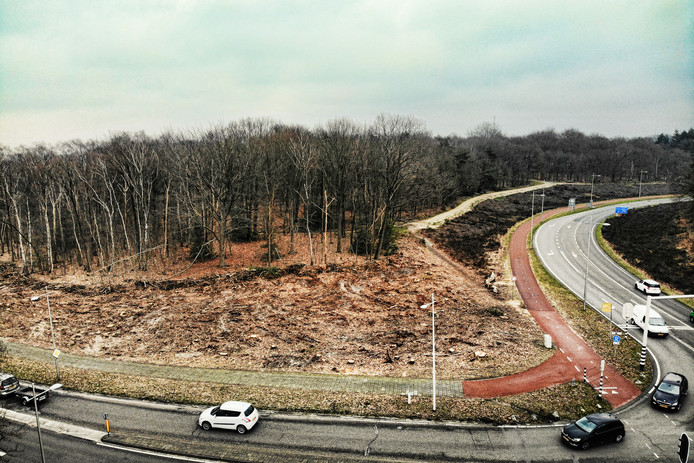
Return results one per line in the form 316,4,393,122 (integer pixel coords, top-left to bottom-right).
1,115,692,275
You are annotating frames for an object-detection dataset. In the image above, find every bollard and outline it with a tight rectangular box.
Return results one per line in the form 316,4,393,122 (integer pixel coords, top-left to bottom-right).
543,334,552,349
599,374,603,398
639,346,647,371
583,367,587,383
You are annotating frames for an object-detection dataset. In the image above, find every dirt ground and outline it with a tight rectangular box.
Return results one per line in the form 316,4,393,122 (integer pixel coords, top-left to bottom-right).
0,230,549,381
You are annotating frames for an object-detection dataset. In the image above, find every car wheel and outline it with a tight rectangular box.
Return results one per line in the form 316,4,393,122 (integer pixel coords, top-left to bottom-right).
690,315,694,323
628,318,635,325
237,425,247,434
22,398,29,406
201,421,212,431
634,283,638,290
615,433,624,443
581,441,590,450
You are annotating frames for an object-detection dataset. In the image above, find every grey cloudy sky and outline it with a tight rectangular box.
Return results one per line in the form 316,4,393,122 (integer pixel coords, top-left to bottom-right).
1,0,692,147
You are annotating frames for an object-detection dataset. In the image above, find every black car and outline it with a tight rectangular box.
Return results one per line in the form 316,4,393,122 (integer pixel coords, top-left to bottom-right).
561,413,625,450
651,372,688,411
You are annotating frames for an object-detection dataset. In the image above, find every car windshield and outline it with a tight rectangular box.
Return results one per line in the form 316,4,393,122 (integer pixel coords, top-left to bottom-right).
575,417,598,433
649,317,666,326
244,404,255,417
210,406,220,415
658,383,680,395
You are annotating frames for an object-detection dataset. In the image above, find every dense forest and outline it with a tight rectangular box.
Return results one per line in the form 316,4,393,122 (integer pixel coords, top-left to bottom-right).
0,115,692,275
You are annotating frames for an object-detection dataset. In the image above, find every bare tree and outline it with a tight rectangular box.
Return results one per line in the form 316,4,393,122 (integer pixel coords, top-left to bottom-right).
316,118,362,253
286,126,317,265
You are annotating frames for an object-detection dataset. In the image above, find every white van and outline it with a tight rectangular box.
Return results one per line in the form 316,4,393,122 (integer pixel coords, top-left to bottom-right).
629,304,669,337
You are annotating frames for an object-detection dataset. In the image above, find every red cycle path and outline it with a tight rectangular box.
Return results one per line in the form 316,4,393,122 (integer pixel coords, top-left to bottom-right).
461,210,642,408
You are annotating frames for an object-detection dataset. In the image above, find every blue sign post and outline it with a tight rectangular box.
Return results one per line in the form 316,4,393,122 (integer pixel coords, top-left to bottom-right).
615,206,628,215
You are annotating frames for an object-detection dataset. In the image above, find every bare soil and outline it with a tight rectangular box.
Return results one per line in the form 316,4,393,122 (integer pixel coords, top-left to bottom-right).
0,232,548,381
2,183,678,385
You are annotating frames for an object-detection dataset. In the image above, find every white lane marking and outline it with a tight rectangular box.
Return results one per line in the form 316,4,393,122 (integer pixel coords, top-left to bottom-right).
97,442,220,462
0,408,106,442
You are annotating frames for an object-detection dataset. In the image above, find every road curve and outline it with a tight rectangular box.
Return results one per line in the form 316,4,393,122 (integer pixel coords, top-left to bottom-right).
407,181,561,231
462,207,642,407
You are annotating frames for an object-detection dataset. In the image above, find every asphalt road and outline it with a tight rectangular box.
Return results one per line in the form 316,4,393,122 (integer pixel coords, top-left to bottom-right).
1,374,688,461
535,197,694,461
0,419,179,463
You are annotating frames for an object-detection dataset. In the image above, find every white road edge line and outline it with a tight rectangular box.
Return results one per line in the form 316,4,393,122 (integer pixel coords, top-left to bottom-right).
0,408,105,442
97,442,222,463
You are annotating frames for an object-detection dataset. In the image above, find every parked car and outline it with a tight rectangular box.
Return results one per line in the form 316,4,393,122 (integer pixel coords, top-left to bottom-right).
629,304,669,337
561,413,625,450
0,373,19,397
634,279,661,295
651,372,688,411
198,401,259,434
690,309,694,324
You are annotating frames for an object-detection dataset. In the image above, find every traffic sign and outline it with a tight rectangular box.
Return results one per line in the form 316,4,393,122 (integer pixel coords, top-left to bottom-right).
612,335,621,344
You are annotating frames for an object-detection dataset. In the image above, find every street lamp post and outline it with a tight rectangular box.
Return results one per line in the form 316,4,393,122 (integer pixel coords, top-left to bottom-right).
32,382,62,463
582,221,610,310
30,287,60,380
638,170,647,197
589,174,601,206
540,188,545,219
32,383,45,463
420,294,436,411
530,191,535,249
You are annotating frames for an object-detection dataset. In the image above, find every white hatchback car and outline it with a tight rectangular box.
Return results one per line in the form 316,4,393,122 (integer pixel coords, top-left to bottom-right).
198,401,259,434
635,279,661,295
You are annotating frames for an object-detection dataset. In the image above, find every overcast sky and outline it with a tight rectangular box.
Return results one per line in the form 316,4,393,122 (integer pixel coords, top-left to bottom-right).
1,0,692,148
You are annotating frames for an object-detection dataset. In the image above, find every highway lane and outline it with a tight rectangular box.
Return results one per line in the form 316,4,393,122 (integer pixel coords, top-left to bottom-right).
0,419,180,462
535,197,694,460
537,196,694,336
1,385,687,462
534,197,694,348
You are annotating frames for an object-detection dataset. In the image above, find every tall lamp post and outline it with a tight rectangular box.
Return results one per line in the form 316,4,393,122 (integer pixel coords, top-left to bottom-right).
589,174,601,206
530,191,535,249
638,170,647,197
32,382,62,463
420,294,436,411
582,221,610,310
30,287,60,380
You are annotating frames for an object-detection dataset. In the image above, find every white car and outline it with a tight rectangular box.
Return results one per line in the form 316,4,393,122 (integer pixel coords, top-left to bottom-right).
635,279,661,295
198,401,259,434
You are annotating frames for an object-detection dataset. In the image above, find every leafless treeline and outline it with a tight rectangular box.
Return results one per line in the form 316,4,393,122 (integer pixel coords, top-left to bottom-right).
0,115,690,275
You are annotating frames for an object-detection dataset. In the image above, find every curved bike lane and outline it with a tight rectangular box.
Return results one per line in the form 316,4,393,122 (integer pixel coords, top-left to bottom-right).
461,206,643,409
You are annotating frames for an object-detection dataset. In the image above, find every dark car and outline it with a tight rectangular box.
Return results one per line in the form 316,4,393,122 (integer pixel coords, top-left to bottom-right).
561,413,625,449
651,372,688,411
